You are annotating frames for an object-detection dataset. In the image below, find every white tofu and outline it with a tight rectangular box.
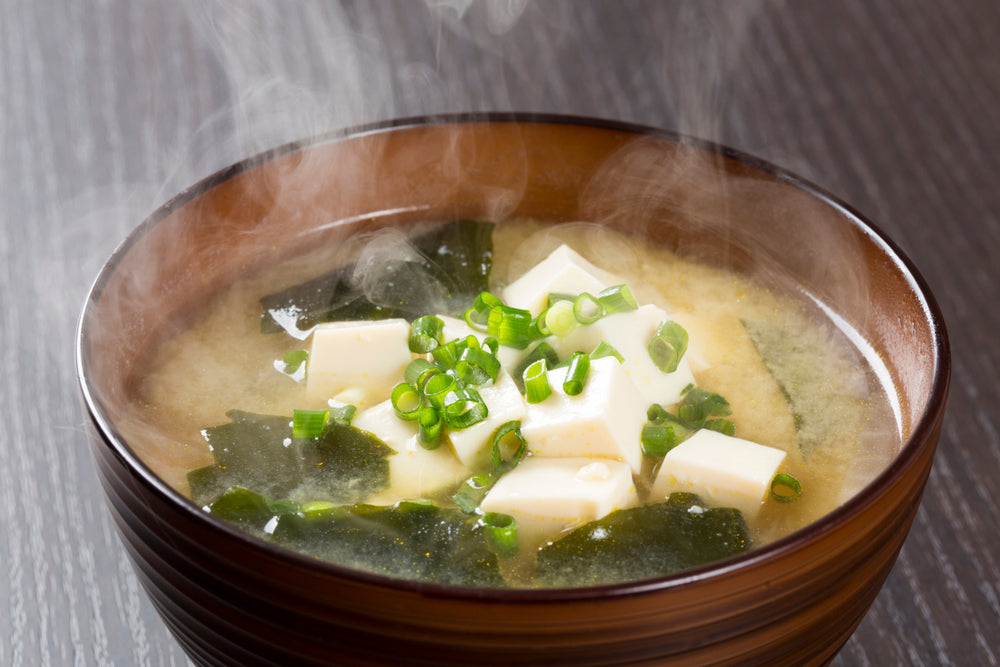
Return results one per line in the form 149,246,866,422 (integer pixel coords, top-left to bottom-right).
306,319,413,409
436,315,524,370
352,401,467,501
502,244,620,315
520,356,646,473
552,304,696,406
448,371,527,469
480,456,637,549
650,428,787,520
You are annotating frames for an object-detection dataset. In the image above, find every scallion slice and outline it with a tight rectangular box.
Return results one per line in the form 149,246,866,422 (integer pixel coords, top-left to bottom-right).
488,305,537,349
640,422,677,457
480,512,519,559
417,406,443,449
442,387,488,429
489,420,527,472
404,358,439,389
562,351,591,396
292,409,329,439
590,340,624,363
423,372,457,409
543,299,578,337
523,358,551,403
408,315,444,353
431,338,466,369
282,349,309,373
454,472,496,513
573,292,604,324
703,418,736,436
647,320,689,373
456,346,501,385
463,307,491,333
770,473,802,503
597,284,638,313
391,382,423,420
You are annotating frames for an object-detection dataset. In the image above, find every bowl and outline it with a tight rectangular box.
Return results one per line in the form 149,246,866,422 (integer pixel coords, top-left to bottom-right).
77,114,949,666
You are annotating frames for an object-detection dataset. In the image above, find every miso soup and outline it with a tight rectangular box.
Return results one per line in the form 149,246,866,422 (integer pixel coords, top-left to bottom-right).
122,219,901,588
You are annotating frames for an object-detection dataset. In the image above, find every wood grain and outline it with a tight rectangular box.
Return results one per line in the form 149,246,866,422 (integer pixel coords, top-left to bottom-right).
2,1,996,665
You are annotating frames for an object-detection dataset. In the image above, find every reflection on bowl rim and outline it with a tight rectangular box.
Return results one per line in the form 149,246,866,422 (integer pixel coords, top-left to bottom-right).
76,112,950,601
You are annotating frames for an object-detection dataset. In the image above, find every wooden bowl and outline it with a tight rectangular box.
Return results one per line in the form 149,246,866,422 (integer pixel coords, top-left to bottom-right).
77,115,949,666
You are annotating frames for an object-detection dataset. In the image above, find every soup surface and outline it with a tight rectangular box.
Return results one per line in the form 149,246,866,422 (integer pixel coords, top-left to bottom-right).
122,219,900,587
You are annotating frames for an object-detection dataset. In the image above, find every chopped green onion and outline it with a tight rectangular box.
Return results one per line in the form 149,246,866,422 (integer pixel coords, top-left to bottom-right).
328,404,356,424
391,382,423,420
770,473,802,503
489,420,527,472
480,336,500,357
454,472,496,513
590,340,624,363
423,372,457,408
523,359,551,403
573,292,604,324
703,418,736,436
474,291,504,316
562,352,591,396
513,342,560,392
408,315,444,353
647,320,689,373
488,305,537,349
404,358,439,389
431,338,467,369
292,409,328,439
417,406,443,449
543,300,579,337
282,349,309,373
480,512,519,559
597,284,638,313
463,307,491,333
442,387,488,429
640,423,678,457
678,385,732,426
456,346,501,385
547,292,576,307
647,403,670,423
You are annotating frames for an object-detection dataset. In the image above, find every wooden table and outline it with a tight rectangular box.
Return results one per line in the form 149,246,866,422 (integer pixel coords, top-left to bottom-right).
2,1,997,665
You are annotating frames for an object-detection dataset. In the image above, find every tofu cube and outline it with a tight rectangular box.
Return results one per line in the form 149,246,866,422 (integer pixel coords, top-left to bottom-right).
352,400,467,501
520,356,646,473
448,371,527,470
650,428,787,519
502,244,620,315
306,319,412,409
480,456,637,549
553,304,696,406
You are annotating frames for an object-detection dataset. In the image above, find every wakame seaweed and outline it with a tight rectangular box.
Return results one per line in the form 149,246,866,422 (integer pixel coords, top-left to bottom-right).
535,493,750,587
187,410,394,508
260,219,495,334
272,500,507,586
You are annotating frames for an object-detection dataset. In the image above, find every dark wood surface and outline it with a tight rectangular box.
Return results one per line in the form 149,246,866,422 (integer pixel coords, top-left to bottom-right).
2,1,997,665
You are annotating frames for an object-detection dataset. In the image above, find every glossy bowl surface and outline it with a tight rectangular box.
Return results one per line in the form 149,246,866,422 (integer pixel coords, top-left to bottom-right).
78,114,949,666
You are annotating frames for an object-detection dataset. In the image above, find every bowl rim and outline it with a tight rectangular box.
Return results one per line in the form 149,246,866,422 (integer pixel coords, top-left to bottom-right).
76,112,951,602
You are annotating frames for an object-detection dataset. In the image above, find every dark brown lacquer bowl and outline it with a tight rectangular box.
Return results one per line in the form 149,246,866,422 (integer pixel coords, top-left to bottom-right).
77,115,949,666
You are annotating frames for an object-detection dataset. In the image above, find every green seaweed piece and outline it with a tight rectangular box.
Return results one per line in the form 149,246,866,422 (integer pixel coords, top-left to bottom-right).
260,219,495,334
536,493,750,587
272,501,507,587
187,410,393,508
741,318,827,455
